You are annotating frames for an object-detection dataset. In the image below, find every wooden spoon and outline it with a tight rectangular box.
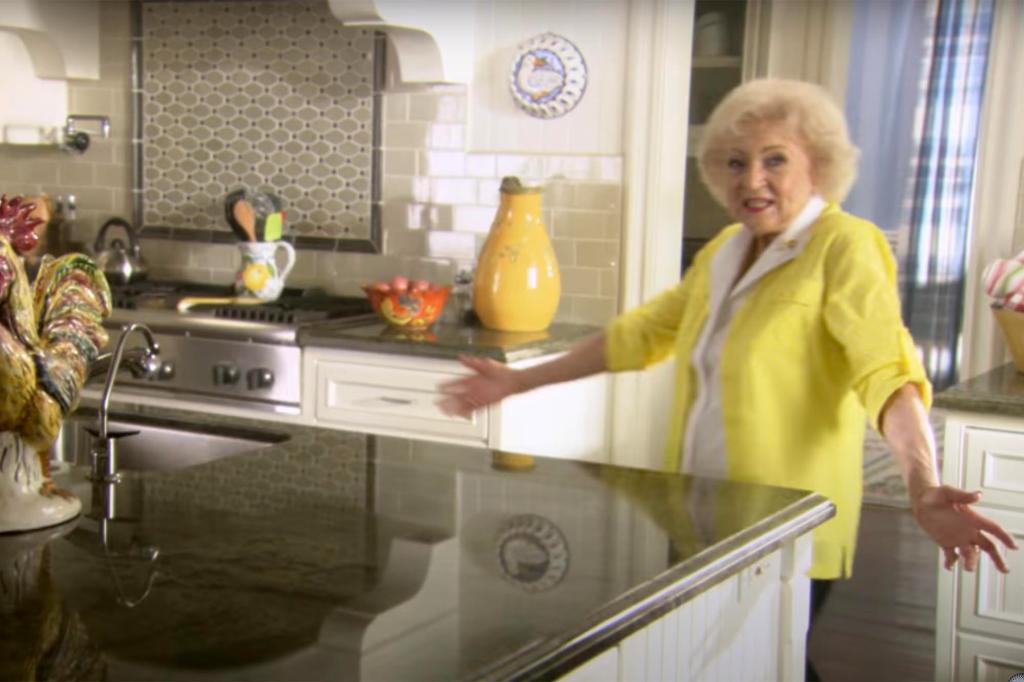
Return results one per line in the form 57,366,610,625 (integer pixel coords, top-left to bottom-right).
232,200,256,241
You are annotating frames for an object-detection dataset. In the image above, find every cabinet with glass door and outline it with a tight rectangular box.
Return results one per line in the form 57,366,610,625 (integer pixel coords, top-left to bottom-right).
682,0,755,272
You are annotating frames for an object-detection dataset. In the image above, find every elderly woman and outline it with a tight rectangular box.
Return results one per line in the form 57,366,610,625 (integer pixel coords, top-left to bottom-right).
439,79,1015,629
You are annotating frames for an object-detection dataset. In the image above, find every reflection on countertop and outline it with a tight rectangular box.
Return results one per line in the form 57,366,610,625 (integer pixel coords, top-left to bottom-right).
3,403,833,681
298,318,601,362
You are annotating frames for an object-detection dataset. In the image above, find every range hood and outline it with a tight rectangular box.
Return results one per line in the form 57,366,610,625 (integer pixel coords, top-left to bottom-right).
326,0,474,87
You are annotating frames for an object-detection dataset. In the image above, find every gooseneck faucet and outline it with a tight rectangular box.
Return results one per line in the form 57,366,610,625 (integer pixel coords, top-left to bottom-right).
91,323,160,483
97,323,160,440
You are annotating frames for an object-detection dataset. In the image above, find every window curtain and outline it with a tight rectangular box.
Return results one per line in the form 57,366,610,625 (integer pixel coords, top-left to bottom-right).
843,0,931,239
902,0,995,390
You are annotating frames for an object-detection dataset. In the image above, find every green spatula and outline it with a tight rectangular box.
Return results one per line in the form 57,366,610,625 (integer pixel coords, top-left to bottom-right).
263,211,284,242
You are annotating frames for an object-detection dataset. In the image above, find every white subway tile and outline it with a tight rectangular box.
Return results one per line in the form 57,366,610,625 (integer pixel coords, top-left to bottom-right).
560,267,603,295
387,228,428,256
69,87,113,116
59,163,94,186
408,93,439,121
575,240,619,268
382,175,429,203
552,210,611,239
598,157,624,182
452,205,496,234
429,123,464,150
496,154,542,178
383,94,408,122
465,153,496,178
545,179,574,208
430,178,477,205
477,178,502,205
422,150,466,177
383,149,417,176
605,211,624,239
385,121,430,148
427,231,476,261
381,200,414,230
552,238,575,266
193,243,236,270
574,183,621,211
436,94,467,123
601,269,620,299
570,296,617,325
542,155,570,178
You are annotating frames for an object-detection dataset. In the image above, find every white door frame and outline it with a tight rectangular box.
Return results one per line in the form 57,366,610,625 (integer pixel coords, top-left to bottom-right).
612,0,692,469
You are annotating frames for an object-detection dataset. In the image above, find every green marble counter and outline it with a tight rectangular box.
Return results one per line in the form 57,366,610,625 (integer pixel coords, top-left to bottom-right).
298,319,601,362
2,404,833,681
934,362,1024,417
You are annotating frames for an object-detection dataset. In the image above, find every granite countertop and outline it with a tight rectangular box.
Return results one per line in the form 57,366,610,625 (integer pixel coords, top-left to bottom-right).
3,405,833,682
298,319,602,363
934,362,1024,417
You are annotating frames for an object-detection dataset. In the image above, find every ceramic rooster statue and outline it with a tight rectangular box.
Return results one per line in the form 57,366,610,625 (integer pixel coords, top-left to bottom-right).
0,194,111,533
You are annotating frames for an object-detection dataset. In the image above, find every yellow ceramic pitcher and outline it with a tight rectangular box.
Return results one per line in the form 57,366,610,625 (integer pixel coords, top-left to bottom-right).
473,177,561,332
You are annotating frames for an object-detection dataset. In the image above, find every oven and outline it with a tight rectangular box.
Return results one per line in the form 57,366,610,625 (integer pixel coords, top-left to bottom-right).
93,281,374,416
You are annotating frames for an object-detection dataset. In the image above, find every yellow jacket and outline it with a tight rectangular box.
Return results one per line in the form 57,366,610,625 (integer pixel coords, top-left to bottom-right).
605,203,931,578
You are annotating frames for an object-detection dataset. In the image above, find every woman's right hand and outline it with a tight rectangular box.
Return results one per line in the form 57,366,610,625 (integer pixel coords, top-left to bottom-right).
437,355,524,418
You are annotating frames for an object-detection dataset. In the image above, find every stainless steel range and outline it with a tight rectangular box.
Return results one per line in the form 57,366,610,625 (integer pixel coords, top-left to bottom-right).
97,281,374,415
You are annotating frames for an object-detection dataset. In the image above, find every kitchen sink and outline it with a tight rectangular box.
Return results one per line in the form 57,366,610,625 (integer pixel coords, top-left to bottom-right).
51,411,290,471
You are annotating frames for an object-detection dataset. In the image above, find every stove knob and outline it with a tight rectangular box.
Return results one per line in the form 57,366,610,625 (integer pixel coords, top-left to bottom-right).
157,360,175,381
213,362,240,386
246,367,274,390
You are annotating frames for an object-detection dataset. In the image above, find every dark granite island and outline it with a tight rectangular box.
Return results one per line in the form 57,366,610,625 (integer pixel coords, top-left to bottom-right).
3,404,833,682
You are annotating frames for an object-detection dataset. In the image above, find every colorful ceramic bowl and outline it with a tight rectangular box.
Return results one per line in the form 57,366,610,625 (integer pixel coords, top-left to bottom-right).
362,284,451,329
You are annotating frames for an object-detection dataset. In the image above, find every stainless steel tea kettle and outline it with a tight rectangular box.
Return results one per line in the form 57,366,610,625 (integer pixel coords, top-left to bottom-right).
94,217,148,285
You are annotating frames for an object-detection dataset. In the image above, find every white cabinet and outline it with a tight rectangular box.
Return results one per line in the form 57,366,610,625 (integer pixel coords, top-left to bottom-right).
560,534,812,682
936,410,1024,682
304,347,610,462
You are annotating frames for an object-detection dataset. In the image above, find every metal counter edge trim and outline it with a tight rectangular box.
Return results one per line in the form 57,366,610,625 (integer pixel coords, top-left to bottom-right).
475,492,836,681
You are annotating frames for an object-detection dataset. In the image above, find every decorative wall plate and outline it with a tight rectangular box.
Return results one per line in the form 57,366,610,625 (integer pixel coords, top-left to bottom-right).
495,514,569,592
508,33,588,119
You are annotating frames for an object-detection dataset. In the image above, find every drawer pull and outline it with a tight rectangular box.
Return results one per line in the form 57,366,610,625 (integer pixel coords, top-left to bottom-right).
377,396,414,405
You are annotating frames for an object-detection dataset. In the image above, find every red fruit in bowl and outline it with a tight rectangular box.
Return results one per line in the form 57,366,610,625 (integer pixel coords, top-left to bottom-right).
370,281,391,293
411,279,430,292
390,275,409,292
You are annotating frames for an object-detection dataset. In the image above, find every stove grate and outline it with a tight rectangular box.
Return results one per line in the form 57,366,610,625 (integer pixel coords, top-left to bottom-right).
212,307,300,324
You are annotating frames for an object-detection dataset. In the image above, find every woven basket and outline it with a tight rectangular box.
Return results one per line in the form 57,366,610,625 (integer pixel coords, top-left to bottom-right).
992,305,1024,372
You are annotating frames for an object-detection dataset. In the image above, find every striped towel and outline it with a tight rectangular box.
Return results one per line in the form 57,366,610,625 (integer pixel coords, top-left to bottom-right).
984,252,1024,311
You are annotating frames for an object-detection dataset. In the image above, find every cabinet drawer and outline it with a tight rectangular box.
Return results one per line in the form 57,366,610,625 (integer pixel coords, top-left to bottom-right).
957,507,1024,643
955,632,1024,682
962,427,1024,508
314,360,487,443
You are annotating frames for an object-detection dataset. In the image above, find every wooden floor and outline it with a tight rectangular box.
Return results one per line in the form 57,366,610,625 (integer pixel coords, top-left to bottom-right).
807,504,939,682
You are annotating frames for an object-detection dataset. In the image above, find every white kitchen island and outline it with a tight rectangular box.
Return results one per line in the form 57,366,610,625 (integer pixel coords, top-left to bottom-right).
36,400,832,682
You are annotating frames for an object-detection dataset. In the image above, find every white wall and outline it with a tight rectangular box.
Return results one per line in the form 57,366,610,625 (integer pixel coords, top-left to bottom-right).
467,0,629,154
960,0,1024,379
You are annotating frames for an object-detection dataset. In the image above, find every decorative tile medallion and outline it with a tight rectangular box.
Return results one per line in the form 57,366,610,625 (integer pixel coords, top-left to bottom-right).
142,1,375,243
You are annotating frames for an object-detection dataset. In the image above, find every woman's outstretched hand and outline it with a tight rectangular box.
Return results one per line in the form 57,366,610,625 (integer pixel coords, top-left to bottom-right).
912,485,1018,573
437,355,525,418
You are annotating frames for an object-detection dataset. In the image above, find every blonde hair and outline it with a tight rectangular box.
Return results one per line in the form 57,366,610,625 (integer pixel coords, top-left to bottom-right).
697,79,860,205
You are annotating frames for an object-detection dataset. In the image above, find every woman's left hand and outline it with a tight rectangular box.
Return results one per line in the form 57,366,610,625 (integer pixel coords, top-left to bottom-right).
912,485,1018,573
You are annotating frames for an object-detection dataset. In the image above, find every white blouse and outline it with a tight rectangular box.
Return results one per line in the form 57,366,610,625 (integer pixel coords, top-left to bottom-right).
680,195,827,476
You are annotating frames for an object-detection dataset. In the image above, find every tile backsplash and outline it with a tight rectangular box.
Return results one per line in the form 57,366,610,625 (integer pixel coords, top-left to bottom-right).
377,89,623,324
0,1,624,326
141,0,375,244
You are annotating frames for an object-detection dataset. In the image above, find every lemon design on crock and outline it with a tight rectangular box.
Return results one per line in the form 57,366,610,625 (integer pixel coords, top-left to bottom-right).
242,262,271,293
